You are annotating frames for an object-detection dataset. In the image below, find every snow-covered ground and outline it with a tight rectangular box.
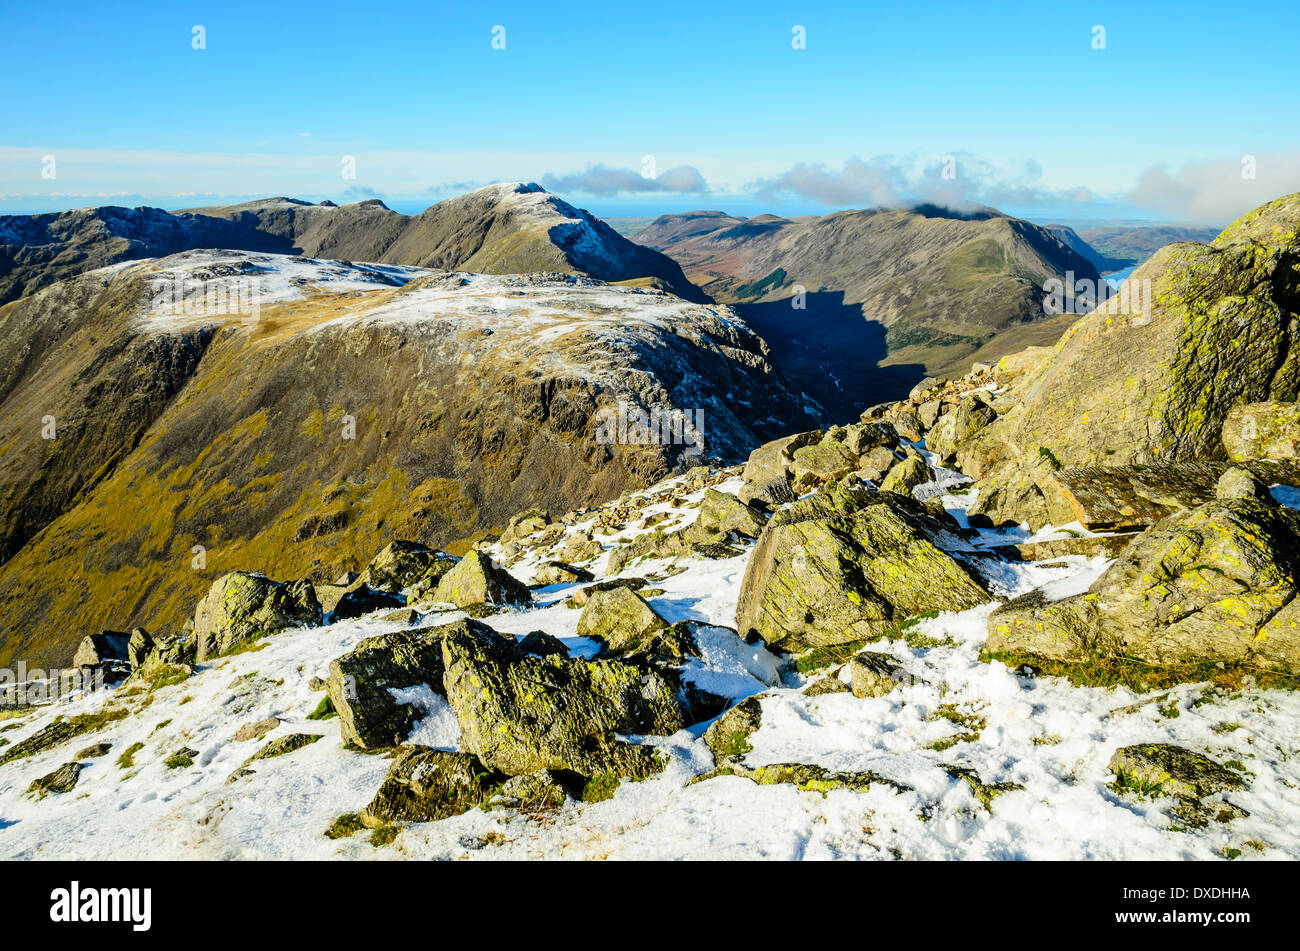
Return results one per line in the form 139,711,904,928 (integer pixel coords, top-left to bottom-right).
0,473,1296,861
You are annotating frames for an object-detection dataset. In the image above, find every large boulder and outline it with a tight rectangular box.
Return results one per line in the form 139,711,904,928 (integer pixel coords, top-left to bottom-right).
966,194,1300,528
575,587,669,655
878,455,934,497
694,488,767,538
71,631,131,669
193,572,322,661
429,550,529,608
791,439,857,489
925,395,997,462
1222,401,1300,461
439,620,695,780
987,492,1300,671
741,431,820,487
326,620,489,749
330,586,404,621
737,484,991,651
360,541,455,594
360,747,504,826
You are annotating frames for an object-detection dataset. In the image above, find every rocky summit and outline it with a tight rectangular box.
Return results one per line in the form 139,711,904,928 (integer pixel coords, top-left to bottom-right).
0,191,1298,864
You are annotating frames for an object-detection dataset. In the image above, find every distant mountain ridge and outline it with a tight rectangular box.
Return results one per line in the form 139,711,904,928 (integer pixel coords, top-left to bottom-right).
0,183,706,306
634,204,1101,415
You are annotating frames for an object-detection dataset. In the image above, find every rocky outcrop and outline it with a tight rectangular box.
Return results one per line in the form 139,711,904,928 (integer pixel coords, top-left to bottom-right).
429,550,530,608
193,572,321,661
359,541,453,594
439,620,694,780
737,484,990,651
360,746,504,826
575,587,669,655
965,194,1300,528
326,622,478,749
987,483,1300,671
1222,401,1300,461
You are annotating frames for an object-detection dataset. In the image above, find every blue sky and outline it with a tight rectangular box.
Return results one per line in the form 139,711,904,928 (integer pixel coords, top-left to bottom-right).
2,0,1298,224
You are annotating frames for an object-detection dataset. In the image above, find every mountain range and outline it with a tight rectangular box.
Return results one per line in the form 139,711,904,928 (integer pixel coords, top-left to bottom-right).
631,204,1102,415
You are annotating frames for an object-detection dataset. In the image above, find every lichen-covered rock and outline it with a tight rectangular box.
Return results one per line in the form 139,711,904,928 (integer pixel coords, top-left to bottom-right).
245,733,321,763
702,695,763,765
575,586,669,655
327,622,480,749
1223,401,1300,461
430,550,529,608
987,495,1300,671
857,445,900,482
741,431,820,488
695,488,767,538
27,762,83,797
849,651,904,698
499,768,577,809
1215,467,1269,501
844,422,897,455
791,439,857,488
1109,743,1247,801
440,620,690,779
554,533,603,566
361,541,454,594
531,561,594,586
742,475,798,513
193,571,322,661
126,628,152,670
878,455,934,497
966,194,1300,528
926,395,997,462
566,577,649,607
74,742,112,759
737,484,990,651
360,746,504,826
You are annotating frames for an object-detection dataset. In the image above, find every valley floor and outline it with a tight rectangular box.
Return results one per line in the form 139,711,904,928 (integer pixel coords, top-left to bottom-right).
0,475,1296,861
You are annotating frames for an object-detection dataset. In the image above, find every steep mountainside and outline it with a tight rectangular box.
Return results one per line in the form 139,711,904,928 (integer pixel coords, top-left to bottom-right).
0,206,286,304
0,184,705,307
634,205,1100,415
0,252,816,667
1077,224,1221,266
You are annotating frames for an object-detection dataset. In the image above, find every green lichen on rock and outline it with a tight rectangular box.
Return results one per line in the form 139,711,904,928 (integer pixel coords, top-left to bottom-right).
986,495,1300,673
440,619,694,780
360,746,503,826
429,550,529,608
737,484,990,651
192,571,322,661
